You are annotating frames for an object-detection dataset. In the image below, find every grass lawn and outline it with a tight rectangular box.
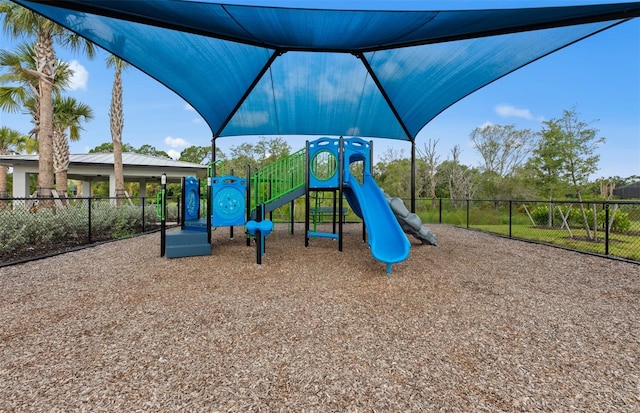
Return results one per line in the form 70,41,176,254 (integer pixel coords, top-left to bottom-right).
471,224,640,261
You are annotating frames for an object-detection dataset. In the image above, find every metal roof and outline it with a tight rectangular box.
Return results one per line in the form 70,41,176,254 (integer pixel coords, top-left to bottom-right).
0,152,207,170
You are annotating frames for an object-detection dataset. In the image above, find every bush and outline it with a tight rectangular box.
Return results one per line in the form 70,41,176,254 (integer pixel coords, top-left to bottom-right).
600,210,631,233
527,204,631,233
0,201,161,261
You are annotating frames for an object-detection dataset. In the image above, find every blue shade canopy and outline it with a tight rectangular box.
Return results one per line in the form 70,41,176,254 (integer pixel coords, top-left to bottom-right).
9,1,640,141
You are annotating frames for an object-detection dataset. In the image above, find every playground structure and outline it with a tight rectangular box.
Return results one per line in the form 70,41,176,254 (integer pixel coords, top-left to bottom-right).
159,137,436,274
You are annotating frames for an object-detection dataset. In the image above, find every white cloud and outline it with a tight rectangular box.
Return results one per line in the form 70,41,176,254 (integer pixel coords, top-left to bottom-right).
167,149,181,160
164,136,189,148
478,121,493,129
184,103,195,111
494,104,543,121
67,60,88,91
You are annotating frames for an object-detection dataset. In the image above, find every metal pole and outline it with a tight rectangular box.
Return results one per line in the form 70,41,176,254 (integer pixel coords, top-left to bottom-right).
305,140,310,247
87,196,92,244
466,197,470,229
207,177,212,243
180,176,186,230
290,173,295,235
142,197,145,233
160,173,167,257
211,135,217,172
605,202,610,256
509,200,512,238
338,137,344,252
246,165,252,247
256,204,263,264
411,140,416,213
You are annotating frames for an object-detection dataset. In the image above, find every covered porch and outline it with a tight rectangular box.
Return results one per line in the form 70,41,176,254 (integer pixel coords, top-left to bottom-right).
0,152,207,199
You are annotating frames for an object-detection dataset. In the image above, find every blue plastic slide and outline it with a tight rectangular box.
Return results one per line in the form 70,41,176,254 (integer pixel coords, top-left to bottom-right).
344,174,410,274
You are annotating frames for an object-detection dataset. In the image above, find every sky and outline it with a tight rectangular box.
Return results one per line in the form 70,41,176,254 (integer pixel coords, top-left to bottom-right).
0,0,639,180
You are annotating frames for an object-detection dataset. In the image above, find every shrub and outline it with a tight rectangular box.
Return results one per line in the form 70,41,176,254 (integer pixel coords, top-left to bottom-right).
0,201,160,261
600,210,631,233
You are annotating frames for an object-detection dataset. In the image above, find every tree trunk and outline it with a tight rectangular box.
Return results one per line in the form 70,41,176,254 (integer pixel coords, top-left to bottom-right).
111,65,125,206
576,190,593,240
35,31,56,207
0,164,8,209
53,129,70,201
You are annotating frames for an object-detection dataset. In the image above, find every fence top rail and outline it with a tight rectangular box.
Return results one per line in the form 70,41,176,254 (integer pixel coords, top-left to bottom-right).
0,195,177,202
409,198,640,206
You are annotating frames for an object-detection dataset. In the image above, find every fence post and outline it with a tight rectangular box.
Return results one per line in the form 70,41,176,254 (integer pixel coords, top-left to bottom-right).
87,197,92,244
604,202,610,256
160,173,167,257
509,200,513,238
439,198,442,223
466,197,470,229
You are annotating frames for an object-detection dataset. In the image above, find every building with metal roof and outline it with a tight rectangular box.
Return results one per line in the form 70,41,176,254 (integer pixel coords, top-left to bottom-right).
0,153,207,198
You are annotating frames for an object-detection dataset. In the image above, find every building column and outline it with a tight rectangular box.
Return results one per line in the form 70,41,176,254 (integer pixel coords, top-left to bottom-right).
109,173,116,197
12,170,29,199
109,173,117,204
82,180,91,198
139,178,147,203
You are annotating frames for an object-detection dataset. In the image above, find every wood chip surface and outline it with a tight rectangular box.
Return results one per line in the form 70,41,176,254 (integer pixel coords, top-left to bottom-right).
1,223,639,412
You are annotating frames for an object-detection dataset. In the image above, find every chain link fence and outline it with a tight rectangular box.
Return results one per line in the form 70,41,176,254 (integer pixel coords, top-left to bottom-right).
2,194,638,265
0,195,181,266
412,197,640,262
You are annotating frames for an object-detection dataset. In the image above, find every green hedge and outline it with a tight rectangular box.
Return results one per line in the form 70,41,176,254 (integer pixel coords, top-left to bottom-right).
0,203,162,257
529,204,631,233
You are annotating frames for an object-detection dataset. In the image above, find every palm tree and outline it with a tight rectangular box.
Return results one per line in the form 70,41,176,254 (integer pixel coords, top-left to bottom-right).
106,54,130,205
0,43,71,134
52,95,93,197
0,126,32,200
0,2,94,203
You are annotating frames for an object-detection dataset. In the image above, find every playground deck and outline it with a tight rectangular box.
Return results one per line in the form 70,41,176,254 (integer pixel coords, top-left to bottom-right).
1,223,638,412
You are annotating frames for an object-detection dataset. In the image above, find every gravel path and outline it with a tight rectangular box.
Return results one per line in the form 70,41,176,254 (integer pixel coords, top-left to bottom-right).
1,224,639,412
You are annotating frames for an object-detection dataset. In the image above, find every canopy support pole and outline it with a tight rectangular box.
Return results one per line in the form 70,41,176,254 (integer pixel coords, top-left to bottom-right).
411,140,416,213
211,136,216,162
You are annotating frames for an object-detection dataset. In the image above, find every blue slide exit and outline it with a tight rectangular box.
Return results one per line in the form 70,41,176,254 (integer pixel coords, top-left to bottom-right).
344,174,410,274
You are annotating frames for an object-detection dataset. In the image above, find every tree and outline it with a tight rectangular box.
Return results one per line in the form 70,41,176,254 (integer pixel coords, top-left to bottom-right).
89,141,136,153
373,147,411,198
539,107,604,239
0,42,82,198
470,124,536,200
0,42,71,133
227,137,291,173
0,126,32,199
106,54,130,204
417,138,440,208
444,145,476,207
254,137,290,167
179,145,210,164
51,95,93,196
137,144,170,159
525,127,566,200
0,2,95,201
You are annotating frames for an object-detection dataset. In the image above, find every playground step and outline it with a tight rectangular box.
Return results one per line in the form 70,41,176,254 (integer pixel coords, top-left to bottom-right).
184,218,208,232
165,230,211,258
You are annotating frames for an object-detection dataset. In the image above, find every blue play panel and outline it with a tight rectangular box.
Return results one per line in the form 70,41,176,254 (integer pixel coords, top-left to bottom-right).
165,230,211,258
